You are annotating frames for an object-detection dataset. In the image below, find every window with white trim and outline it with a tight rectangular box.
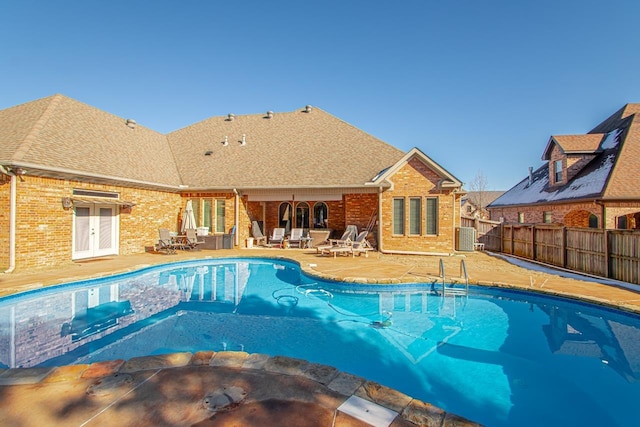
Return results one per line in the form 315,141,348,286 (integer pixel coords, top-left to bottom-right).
554,160,563,183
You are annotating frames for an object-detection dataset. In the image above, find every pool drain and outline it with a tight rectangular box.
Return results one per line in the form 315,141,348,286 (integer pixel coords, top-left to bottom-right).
203,385,247,412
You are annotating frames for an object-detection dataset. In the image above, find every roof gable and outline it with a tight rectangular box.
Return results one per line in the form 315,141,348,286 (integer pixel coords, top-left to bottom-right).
369,147,462,189
542,134,604,160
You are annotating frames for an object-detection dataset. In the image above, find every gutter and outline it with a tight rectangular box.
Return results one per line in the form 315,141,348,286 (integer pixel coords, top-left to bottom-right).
0,166,16,273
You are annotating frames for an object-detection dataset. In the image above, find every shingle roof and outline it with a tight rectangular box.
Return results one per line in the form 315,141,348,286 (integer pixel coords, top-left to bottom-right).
0,94,181,187
166,107,405,189
490,104,640,207
0,96,407,190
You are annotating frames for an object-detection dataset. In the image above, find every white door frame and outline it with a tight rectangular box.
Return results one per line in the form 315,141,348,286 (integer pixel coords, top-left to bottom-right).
72,203,120,260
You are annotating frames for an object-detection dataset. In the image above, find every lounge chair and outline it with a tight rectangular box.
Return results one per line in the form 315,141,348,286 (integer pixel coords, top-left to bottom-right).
157,228,180,254
184,228,204,250
324,231,372,258
269,228,285,247
316,225,357,254
289,228,304,248
251,221,267,246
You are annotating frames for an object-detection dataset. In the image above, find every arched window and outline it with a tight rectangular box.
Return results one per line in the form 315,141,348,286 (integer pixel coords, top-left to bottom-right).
313,202,328,228
279,202,292,232
295,202,310,228
589,214,598,228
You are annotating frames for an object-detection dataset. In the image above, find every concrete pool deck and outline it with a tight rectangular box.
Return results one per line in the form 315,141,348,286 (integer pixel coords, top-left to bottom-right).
1,248,640,426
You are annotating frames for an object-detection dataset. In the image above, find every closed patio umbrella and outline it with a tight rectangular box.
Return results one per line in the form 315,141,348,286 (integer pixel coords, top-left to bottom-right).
181,200,197,233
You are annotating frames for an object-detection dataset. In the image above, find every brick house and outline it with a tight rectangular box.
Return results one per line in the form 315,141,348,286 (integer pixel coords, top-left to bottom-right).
0,95,463,272
488,104,640,229
461,191,504,219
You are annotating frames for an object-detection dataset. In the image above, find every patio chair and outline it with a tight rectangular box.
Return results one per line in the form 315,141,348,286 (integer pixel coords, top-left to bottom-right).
184,228,204,250
251,221,268,246
324,231,372,258
269,228,285,247
288,228,304,248
316,225,357,254
157,228,180,254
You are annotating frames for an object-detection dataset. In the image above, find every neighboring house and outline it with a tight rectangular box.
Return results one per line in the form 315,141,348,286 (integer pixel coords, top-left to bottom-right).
488,104,640,229
0,95,464,272
461,191,504,219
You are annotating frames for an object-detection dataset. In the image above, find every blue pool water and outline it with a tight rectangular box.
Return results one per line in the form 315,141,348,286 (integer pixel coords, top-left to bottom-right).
1,258,640,427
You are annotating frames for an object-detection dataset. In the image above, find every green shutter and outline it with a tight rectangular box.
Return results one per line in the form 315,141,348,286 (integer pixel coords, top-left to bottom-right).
409,198,421,235
425,198,438,235
203,199,211,230
393,199,404,235
215,199,225,233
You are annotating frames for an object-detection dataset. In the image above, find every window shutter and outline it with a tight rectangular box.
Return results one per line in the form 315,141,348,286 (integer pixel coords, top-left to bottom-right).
425,198,438,235
393,199,405,235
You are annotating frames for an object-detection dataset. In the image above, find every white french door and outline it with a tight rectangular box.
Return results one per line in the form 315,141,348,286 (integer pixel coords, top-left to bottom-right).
73,204,119,260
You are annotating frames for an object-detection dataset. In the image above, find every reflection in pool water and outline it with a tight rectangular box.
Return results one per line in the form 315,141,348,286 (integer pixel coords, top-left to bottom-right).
1,258,640,427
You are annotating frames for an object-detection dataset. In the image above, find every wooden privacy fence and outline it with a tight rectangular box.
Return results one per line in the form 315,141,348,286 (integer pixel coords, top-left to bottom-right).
460,217,640,284
501,224,640,285
461,216,502,251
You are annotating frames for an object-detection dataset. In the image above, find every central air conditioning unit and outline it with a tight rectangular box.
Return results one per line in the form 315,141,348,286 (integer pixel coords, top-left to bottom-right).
456,227,476,252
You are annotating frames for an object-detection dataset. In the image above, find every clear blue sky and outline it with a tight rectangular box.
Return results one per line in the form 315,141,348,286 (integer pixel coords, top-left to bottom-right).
2,1,639,190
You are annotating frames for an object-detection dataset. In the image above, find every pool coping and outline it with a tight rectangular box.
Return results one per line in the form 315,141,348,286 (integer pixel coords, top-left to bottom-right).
0,351,480,426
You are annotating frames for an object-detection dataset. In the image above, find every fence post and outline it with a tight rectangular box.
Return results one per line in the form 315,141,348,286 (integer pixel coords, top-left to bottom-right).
531,225,536,261
604,229,610,279
561,227,566,268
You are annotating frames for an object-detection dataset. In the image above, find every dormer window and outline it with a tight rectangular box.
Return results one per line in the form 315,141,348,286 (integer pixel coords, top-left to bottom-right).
554,160,563,183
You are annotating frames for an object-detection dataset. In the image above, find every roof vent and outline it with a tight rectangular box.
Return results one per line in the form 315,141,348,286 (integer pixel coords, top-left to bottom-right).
527,166,533,187
266,111,274,118
240,134,246,146
226,113,235,121
304,105,312,113
205,150,213,156
125,119,136,129
222,136,229,146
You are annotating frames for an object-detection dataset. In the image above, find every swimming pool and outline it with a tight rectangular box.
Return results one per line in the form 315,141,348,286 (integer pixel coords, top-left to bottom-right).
1,258,639,427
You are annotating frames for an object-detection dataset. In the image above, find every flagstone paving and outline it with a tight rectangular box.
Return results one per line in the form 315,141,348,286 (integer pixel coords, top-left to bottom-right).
1,247,639,426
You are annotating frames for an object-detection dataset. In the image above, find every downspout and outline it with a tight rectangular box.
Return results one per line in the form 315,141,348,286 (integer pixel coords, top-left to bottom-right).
377,186,383,252
233,189,239,246
452,190,456,251
1,166,16,273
